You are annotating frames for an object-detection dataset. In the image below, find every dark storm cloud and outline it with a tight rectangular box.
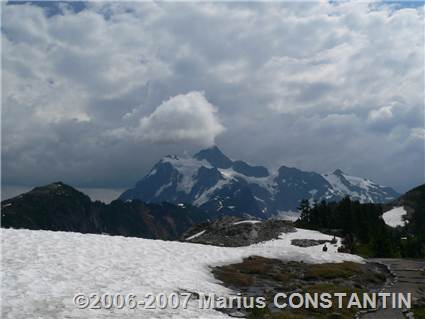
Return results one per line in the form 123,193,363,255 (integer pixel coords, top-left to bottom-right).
2,1,424,199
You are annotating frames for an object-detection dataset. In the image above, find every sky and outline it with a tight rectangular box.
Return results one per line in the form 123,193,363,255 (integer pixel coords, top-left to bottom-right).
2,1,424,201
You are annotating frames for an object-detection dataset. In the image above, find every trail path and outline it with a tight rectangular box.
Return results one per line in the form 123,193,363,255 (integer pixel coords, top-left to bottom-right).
361,259,425,319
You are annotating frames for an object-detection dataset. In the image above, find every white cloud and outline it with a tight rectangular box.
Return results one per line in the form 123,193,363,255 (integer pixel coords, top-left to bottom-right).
410,128,425,140
109,92,225,146
368,106,393,122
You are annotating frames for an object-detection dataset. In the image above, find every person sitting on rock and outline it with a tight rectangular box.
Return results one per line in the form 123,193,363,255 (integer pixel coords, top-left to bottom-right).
322,244,328,252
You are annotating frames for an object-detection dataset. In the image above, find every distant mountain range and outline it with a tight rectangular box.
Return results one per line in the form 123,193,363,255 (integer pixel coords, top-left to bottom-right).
120,146,399,217
1,182,209,240
1,181,421,242
1,146,407,240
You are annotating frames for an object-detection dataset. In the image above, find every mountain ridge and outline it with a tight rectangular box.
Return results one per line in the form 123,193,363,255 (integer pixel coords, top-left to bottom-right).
1,182,212,240
119,146,399,217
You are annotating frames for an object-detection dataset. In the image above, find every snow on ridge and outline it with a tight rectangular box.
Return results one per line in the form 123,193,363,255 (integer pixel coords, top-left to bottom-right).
152,153,394,208
155,181,173,197
218,168,276,194
275,210,301,222
162,155,211,194
321,171,385,203
193,179,228,206
147,168,157,177
382,206,408,228
162,155,277,198
186,230,206,240
308,189,318,196
343,174,375,191
232,220,261,225
322,172,351,194
2,228,363,319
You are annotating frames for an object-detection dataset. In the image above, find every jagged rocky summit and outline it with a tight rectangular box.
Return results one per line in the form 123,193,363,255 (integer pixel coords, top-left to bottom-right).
120,146,399,218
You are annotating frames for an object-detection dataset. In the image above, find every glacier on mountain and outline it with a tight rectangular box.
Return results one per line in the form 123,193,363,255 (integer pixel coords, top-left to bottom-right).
120,146,399,217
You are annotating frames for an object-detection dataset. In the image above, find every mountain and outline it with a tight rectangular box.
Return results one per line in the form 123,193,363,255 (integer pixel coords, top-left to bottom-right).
1,182,211,240
119,146,399,217
322,169,399,204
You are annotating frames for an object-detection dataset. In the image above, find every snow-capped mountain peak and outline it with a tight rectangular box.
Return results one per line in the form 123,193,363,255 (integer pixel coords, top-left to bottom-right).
322,170,398,204
119,146,399,217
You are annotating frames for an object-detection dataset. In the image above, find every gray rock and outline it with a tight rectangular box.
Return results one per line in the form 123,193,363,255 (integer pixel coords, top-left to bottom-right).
181,216,296,247
290,239,330,247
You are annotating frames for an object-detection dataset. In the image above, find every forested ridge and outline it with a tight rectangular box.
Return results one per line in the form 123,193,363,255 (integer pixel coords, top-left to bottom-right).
295,185,425,258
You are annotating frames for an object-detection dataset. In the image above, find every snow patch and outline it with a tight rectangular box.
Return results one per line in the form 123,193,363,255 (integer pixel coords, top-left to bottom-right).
186,230,206,240
155,181,173,197
382,206,408,228
275,210,301,222
193,179,228,206
308,189,318,196
232,220,261,225
148,168,157,176
162,156,211,194
218,168,276,194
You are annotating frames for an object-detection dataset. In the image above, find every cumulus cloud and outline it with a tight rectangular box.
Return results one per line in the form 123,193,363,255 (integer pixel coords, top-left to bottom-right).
2,1,424,195
109,92,225,145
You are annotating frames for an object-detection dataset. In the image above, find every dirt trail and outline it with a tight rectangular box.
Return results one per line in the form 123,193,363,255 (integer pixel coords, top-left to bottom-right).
360,259,425,319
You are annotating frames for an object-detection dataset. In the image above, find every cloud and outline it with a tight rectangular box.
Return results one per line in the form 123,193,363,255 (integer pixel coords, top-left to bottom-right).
109,92,225,146
410,128,425,140
2,1,424,195
368,106,393,122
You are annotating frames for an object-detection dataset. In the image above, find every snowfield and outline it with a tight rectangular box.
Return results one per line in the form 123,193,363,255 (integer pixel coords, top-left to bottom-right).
2,228,362,319
382,206,408,228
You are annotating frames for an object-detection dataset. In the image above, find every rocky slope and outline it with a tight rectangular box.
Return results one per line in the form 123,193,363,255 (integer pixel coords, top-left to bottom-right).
120,146,399,218
1,182,210,240
181,216,295,247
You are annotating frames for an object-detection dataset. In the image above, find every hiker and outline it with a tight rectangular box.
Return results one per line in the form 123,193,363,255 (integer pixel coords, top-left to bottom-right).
322,244,328,252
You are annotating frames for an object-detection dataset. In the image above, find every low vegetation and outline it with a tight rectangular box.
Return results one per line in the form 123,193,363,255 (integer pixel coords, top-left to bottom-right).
304,262,363,280
212,256,389,319
413,307,425,319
